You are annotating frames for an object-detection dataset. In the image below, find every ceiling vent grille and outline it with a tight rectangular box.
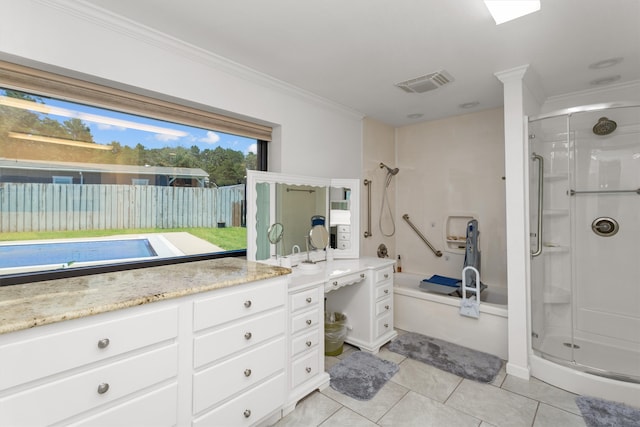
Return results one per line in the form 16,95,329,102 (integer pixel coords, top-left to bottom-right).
395,70,455,94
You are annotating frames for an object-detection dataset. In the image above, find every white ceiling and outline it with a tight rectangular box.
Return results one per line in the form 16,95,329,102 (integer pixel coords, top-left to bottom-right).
82,0,640,127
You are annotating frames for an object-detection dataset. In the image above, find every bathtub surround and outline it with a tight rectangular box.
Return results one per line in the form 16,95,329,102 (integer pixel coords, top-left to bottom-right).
388,332,503,383
576,396,640,427
327,351,399,401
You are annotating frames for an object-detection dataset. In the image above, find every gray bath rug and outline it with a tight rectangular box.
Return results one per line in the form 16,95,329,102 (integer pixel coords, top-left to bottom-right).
387,332,502,383
576,395,640,427
327,351,399,401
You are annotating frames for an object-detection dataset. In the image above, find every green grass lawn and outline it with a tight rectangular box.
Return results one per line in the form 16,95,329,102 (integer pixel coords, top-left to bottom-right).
0,227,247,251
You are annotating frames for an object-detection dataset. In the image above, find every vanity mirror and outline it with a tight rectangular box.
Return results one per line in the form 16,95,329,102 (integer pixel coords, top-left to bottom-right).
246,171,360,261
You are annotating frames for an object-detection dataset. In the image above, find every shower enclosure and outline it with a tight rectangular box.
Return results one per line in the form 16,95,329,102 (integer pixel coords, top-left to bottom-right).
528,103,640,384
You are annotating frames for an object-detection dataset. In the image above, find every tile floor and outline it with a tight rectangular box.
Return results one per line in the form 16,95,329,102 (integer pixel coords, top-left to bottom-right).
275,331,587,427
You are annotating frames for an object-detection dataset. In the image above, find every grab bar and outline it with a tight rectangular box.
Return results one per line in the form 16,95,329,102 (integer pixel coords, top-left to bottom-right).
364,179,372,238
531,153,544,257
402,214,442,257
570,188,640,196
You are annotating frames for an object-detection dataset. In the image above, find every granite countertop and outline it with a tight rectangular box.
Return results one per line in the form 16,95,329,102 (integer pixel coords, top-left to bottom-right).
0,258,290,335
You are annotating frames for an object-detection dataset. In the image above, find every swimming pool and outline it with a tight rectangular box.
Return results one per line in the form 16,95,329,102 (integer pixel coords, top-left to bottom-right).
0,235,183,274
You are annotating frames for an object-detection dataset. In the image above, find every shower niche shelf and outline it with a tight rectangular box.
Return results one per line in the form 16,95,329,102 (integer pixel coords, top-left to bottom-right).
444,214,476,254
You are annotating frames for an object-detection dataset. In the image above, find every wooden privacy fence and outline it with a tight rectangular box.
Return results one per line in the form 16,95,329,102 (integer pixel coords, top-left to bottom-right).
0,183,245,233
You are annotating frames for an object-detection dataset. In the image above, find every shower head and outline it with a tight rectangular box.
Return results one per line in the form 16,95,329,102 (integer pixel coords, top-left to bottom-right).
380,162,399,175
593,117,617,136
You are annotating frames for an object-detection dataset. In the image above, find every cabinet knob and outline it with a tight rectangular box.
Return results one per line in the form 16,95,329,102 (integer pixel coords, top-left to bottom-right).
244,369,252,377
360,273,365,278
384,323,389,328
305,367,312,373
306,319,312,326
384,289,389,294
385,305,390,310
244,332,252,340
306,297,312,303
97,338,110,349
97,383,110,394
333,281,338,286
243,409,252,418
384,273,389,279
306,341,312,347
244,300,252,308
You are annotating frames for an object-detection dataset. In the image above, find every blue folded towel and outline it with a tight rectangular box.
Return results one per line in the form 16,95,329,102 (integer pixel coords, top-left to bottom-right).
422,275,461,288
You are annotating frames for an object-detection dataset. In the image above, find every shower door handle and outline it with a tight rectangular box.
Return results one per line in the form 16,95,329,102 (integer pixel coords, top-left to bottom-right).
531,153,544,257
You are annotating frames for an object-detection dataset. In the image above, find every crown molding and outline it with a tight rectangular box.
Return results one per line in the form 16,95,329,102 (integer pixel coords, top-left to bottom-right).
544,79,640,105
34,0,364,121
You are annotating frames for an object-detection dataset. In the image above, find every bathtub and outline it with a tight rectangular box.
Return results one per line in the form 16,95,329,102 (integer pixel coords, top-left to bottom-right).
393,272,508,359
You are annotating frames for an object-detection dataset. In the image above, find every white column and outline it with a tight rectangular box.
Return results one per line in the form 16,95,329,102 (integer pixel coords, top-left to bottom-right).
495,65,530,379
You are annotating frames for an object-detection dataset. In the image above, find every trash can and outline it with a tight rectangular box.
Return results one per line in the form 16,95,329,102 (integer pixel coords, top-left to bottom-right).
324,312,347,356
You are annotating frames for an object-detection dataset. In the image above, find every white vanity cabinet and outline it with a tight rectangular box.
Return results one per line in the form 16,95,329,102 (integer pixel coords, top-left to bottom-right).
0,274,289,427
283,277,330,416
191,277,287,426
0,304,180,426
324,260,396,353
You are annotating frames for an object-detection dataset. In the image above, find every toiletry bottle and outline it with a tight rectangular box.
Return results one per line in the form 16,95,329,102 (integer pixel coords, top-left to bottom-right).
396,255,402,273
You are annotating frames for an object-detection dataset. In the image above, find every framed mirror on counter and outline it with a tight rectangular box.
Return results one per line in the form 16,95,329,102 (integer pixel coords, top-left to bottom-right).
246,171,360,261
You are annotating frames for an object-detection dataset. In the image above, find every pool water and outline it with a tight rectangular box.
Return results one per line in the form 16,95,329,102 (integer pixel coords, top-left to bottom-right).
0,239,158,268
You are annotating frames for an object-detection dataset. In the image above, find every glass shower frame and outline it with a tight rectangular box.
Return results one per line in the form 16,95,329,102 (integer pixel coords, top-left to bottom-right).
528,102,640,383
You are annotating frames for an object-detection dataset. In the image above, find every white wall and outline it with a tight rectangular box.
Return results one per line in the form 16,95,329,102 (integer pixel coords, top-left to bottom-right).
394,108,507,289
0,0,363,179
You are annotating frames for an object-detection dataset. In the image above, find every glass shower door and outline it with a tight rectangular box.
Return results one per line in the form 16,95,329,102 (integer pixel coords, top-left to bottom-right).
529,115,575,364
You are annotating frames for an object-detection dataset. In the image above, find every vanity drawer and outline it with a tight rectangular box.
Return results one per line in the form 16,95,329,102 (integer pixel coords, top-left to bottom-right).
291,329,320,357
290,349,320,389
0,344,178,426
0,305,178,391
193,278,285,331
375,267,393,284
336,225,350,234
193,309,285,368
375,282,393,300
337,231,350,241
193,373,285,427
375,313,393,339
290,287,319,313
375,298,393,317
336,240,351,249
326,271,366,292
291,308,320,335
193,338,285,413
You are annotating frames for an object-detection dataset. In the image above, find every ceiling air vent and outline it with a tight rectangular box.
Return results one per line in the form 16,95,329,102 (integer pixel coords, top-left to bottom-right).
395,70,455,94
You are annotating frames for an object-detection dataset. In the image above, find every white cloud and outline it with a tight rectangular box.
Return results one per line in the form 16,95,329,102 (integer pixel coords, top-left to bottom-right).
155,133,180,142
199,131,221,144
246,143,257,154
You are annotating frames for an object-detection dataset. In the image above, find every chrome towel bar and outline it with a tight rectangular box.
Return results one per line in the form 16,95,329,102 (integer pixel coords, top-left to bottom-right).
364,179,372,238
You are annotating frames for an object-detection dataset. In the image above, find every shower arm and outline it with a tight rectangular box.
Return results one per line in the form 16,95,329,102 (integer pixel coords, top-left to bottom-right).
531,153,544,257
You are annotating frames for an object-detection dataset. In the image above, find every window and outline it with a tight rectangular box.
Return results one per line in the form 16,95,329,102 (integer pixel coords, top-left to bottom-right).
0,61,271,284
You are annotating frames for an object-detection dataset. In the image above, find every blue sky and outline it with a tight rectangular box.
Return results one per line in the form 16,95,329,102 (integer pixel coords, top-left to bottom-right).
2,90,257,154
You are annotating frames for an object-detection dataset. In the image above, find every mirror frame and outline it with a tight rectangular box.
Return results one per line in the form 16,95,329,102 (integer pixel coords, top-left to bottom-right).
246,171,360,261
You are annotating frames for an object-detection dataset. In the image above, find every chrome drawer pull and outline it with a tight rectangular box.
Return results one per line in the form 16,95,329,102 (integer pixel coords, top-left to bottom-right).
384,289,389,294
384,273,389,279
360,273,365,278
97,338,110,349
306,341,312,347
384,323,389,328
333,281,338,286
306,319,312,325
385,305,390,310
244,300,252,308
244,332,252,340
305,367,312,373
97,383,110,394
244,369,252,377
243,409,251,418
306,297,312,303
